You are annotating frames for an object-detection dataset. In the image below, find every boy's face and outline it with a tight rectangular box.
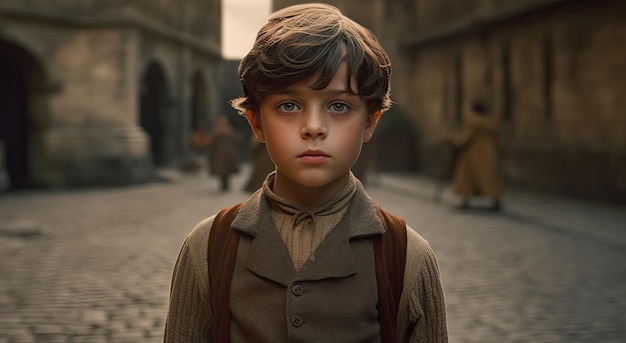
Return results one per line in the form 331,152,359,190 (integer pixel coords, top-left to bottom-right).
247,62,379,195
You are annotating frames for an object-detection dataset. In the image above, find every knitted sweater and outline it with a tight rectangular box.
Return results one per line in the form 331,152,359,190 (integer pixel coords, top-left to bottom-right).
164,173,448,342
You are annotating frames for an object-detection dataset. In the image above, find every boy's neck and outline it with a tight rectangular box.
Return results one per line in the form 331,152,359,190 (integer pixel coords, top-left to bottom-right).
271,171,351,209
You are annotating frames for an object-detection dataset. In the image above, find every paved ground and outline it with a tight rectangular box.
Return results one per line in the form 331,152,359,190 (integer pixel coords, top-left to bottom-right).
0,166,624,342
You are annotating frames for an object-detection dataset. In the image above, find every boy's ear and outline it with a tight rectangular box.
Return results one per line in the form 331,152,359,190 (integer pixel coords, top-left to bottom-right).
363,110,381,143
373,110,382,121
245,110,266,142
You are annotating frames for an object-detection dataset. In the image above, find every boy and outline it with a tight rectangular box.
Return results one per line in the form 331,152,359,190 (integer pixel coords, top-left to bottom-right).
164,3,447,342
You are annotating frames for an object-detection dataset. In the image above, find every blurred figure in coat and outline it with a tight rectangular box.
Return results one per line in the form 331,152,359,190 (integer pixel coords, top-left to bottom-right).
449,100,502,210
207,115,240,192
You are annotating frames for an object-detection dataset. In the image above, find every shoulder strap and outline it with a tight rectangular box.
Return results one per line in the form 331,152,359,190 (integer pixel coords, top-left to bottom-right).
374,207,408,343
207,203,407,343
207,202,244,343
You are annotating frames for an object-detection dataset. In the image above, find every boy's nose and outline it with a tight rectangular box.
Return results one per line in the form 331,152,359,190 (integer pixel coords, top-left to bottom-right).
301,110,327,139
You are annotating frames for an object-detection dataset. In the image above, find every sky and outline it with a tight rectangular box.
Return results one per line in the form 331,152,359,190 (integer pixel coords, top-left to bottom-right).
222,0,272,59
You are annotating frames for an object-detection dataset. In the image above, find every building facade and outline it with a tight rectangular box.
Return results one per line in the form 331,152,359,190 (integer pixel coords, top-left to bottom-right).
273,0,626,201
0,0,222,189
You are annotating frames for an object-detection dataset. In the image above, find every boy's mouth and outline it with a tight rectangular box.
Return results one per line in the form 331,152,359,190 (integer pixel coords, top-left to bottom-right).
298,149,330,163
298,149,329,157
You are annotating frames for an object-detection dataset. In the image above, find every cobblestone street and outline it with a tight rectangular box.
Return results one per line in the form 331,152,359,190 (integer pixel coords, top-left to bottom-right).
1,167,625,342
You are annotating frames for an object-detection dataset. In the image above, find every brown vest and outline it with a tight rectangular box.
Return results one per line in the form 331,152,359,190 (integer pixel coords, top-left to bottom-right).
208,202,407,342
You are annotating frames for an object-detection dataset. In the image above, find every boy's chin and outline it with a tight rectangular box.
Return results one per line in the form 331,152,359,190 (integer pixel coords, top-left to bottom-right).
288,171,350,189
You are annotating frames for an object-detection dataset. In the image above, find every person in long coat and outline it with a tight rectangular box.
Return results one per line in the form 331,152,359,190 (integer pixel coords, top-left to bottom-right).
450,101,502,210
207,115,240,191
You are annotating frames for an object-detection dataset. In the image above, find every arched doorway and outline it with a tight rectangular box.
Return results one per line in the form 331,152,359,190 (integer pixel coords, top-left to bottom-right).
0,41,39,190
140,63,169,167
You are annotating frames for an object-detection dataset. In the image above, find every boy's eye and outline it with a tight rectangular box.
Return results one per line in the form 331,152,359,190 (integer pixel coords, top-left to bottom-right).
277,102,300,112
328,102,350,113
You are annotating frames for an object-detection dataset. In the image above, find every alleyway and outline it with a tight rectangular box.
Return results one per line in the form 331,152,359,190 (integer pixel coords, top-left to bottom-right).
1,167,625,342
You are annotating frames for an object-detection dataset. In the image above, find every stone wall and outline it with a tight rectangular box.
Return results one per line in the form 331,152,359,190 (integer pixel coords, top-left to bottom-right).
400,0,626,201
0,0,222,188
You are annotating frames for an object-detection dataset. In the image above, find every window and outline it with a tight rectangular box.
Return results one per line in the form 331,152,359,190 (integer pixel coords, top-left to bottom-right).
454,52,464,124
543,36,553,121
501,44,513,121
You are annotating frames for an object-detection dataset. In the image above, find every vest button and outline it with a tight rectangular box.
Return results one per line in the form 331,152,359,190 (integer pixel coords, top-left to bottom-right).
291,314,303,327
292,284,304,296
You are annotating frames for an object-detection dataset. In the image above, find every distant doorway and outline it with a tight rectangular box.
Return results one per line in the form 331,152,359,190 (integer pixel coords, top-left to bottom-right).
140,63,168,167
0,42,31,189
191,72,207,132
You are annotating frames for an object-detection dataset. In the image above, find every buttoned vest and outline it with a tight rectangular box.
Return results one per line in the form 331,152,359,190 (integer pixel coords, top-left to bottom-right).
208,202,407,342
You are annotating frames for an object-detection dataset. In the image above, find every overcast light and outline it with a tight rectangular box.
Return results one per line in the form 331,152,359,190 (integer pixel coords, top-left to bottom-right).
222,0,271,59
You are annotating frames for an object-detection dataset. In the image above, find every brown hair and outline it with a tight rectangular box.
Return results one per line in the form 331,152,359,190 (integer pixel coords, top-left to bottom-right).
231,3,392,116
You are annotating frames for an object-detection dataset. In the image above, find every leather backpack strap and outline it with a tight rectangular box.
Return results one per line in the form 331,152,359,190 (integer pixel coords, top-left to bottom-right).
374,207,408,343
207,202,244,342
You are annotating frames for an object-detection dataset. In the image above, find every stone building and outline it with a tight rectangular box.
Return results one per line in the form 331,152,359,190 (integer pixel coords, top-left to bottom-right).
274,0,626,201
0,0,222,189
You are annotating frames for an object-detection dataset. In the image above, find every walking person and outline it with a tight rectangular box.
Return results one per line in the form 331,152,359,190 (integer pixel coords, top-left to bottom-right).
165,4,448,342
448,100,503,210
207,115,240,192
